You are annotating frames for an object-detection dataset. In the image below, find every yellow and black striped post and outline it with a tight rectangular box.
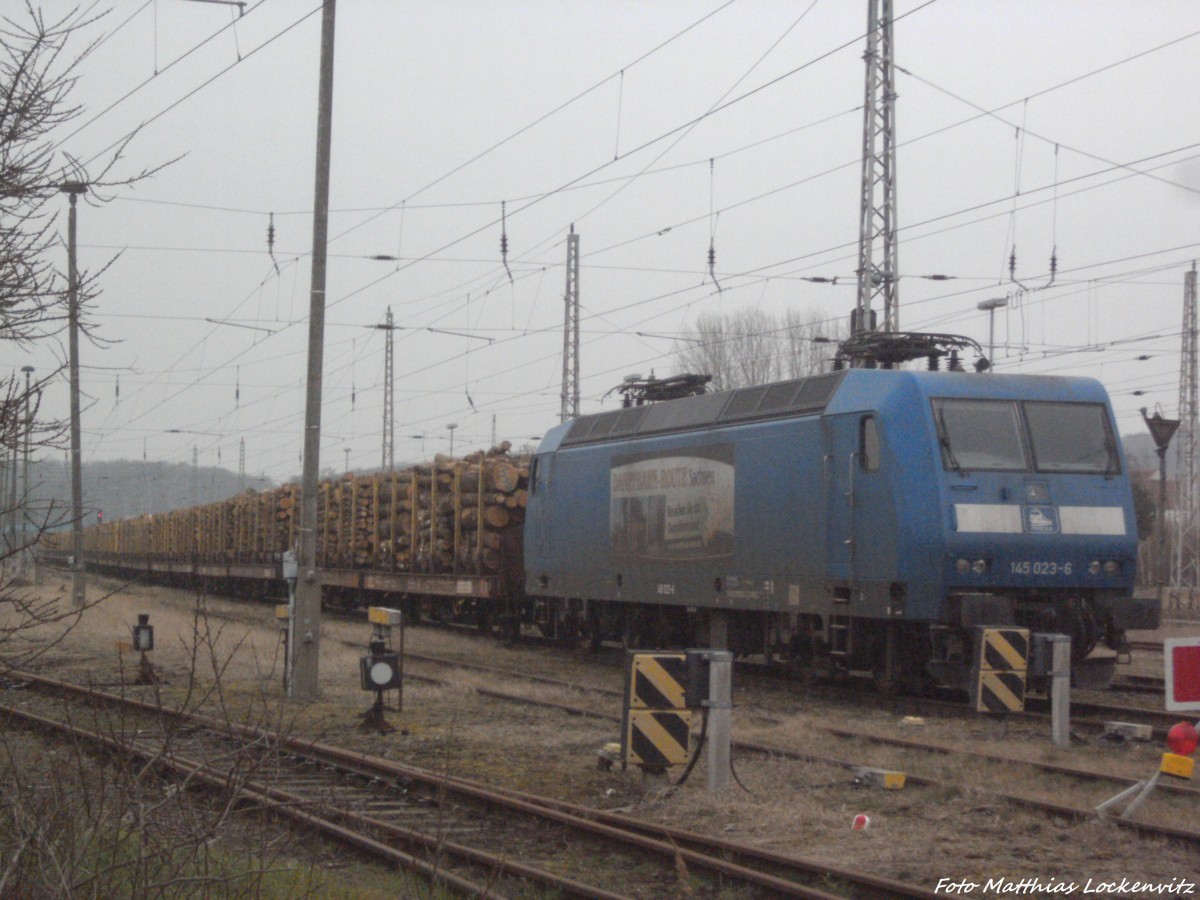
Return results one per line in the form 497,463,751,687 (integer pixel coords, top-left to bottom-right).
973,627,1030,714
621,652,691,769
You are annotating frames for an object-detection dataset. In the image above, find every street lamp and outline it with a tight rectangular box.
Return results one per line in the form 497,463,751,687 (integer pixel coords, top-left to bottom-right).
976,297,1008,369
446,423,458,458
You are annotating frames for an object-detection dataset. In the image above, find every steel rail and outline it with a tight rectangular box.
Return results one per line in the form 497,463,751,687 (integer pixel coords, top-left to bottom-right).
0,702,506,900
6,672,930,899
357,648,1200,802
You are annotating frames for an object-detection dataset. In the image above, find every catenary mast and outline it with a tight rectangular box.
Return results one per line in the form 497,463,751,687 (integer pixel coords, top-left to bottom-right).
854,0,899,341
560,226,580,422
1172,265,1200,595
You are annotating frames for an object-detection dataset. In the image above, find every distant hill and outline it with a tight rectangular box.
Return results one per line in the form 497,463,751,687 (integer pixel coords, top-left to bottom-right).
9,458,277,530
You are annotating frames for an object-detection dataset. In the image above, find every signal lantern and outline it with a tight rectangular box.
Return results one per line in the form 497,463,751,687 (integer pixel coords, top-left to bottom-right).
360,637,401,692
1166,722,1199,757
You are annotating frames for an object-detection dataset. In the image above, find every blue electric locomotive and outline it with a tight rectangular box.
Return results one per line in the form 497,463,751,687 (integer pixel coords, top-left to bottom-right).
524,368,1157,691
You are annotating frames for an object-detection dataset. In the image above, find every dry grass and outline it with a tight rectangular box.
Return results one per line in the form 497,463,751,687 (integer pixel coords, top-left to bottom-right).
7,570,1200,897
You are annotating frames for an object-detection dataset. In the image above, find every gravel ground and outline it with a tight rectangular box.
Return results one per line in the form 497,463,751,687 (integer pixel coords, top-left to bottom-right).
4,569,1200,899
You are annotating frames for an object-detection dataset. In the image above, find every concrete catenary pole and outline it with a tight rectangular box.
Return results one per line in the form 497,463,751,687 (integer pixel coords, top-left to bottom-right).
291,0,336,700
61,182,87,607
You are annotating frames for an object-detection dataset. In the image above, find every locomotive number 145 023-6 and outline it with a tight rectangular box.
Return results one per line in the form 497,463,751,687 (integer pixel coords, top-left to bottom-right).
1009,560,1073,576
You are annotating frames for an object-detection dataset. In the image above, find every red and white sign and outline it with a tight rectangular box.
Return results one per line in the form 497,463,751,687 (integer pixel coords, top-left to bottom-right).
1165,638,1200,712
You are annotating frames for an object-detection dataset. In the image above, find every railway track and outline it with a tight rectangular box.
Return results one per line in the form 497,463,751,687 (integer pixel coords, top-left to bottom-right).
1,671,942,899
1109,673,1166,696
1128,640,1163,653
361,646,1200,821
144,595,1199,808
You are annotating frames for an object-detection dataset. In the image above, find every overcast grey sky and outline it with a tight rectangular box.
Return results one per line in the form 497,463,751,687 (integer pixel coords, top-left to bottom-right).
19,0,1200,483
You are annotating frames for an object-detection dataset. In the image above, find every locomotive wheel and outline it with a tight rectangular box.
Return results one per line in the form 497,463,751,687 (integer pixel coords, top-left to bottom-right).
622,608,652,650
584,604,603,654
557,608,583,647
499,613,520,643
871,623,905,696
871,622,934,696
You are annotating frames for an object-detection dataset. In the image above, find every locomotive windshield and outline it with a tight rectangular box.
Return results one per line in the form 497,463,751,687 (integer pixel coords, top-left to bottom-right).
933,399,1119,474
1024,401,1119,473
934,399,1027,471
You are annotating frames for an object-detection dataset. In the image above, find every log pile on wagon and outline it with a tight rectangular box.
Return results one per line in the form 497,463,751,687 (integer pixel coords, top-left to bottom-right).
80,444,529,577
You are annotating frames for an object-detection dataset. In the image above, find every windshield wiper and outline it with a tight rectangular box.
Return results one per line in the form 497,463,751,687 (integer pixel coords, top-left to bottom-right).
935,413,965,476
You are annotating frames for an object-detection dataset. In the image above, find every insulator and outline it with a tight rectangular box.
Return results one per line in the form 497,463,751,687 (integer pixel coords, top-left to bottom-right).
928,354,940,371
949,350,963,372
707,245,716,268
500,200,510,258
1049,249,1058,277
1008,247,1017,278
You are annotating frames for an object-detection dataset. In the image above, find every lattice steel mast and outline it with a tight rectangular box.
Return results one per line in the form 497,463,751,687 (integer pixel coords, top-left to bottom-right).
381,306,395,470
854,0,899,338
1173,265,1200,590
560,225,580,422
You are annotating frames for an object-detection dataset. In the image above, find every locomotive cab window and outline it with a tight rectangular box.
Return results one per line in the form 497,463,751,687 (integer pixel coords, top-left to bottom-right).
1024,401,1119,474
860,416,880,471
933,399,1028,472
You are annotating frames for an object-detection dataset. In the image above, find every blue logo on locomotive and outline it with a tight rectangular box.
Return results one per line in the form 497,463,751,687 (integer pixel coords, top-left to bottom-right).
1024,505,1059,534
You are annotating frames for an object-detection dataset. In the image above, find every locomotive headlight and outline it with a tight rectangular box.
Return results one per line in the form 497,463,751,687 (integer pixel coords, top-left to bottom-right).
1088,561,1101,575
1103,560,1120,576
955,558,987,575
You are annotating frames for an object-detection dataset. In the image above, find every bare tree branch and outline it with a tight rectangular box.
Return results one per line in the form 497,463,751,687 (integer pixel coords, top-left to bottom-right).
673,306,845,390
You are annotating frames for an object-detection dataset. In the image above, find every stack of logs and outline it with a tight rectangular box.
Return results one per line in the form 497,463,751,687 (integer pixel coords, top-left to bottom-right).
84,444,530,576
363,444,528,573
